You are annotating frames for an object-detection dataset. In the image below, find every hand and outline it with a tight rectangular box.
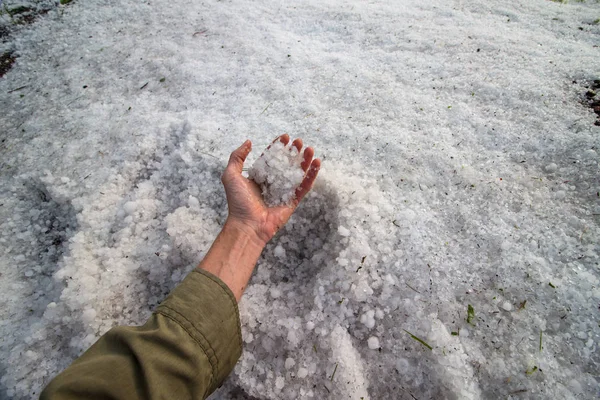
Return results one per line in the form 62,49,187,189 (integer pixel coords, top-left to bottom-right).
221,134,321,246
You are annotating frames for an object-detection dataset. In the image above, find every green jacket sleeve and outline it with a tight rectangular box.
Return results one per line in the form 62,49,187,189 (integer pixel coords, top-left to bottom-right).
40,269,243,400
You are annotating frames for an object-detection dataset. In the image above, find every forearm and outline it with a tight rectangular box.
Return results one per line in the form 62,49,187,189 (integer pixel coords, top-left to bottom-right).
198,218,266,301
41,269,242,400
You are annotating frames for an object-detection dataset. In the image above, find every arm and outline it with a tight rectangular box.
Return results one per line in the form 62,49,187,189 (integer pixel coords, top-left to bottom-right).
41,268,242,400
204,135,320,300
40,135,320,400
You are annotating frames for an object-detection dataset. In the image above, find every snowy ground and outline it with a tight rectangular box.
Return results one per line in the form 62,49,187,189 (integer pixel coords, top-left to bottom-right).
1,0,599,398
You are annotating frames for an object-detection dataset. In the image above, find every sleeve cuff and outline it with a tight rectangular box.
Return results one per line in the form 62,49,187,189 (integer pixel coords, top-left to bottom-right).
156,268,242,392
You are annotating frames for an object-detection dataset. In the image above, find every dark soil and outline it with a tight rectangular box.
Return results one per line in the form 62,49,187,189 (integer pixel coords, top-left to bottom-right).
0,51,16,78
7,6,33,15
579,79,600,126
0,25,9,40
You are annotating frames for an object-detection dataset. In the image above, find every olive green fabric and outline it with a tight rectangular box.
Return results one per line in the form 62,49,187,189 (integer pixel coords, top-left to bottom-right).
40,269,242,400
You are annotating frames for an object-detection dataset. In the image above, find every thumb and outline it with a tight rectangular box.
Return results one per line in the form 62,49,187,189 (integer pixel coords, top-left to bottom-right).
226,140,252,175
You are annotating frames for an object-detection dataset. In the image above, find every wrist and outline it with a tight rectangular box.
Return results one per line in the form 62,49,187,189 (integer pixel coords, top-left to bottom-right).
224,217,269,248
197,219,266,301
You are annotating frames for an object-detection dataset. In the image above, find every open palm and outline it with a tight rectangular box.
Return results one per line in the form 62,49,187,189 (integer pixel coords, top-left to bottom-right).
221,134,321,245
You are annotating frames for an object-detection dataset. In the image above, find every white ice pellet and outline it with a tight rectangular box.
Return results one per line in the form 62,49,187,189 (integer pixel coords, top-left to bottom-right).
338,226,351,237
187,196,200,208
354,280,374,302
123,201,137,215
367,336,380,350
297,367,308,379
360,310,376,329
395,358,410,374
274,245,286,259
284,357,296,369
501,302,512,311
81,309,97,324
545,163,558,172
275,376,285,390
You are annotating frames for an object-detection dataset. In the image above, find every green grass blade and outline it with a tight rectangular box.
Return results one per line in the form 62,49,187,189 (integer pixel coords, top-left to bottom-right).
403,329,433,351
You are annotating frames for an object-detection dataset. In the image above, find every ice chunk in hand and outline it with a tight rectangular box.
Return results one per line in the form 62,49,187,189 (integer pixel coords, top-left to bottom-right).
248,140,305,207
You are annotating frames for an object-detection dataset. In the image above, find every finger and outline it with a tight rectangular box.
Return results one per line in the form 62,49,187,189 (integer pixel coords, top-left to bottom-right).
261,134,290,158
226,140,252,175
279,134,290,146
291,138,303,154
301,147,314,172
293,158,321,205
267,134,289,150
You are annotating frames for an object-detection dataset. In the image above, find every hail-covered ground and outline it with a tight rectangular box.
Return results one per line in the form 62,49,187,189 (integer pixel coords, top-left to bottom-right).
1,0,599,399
